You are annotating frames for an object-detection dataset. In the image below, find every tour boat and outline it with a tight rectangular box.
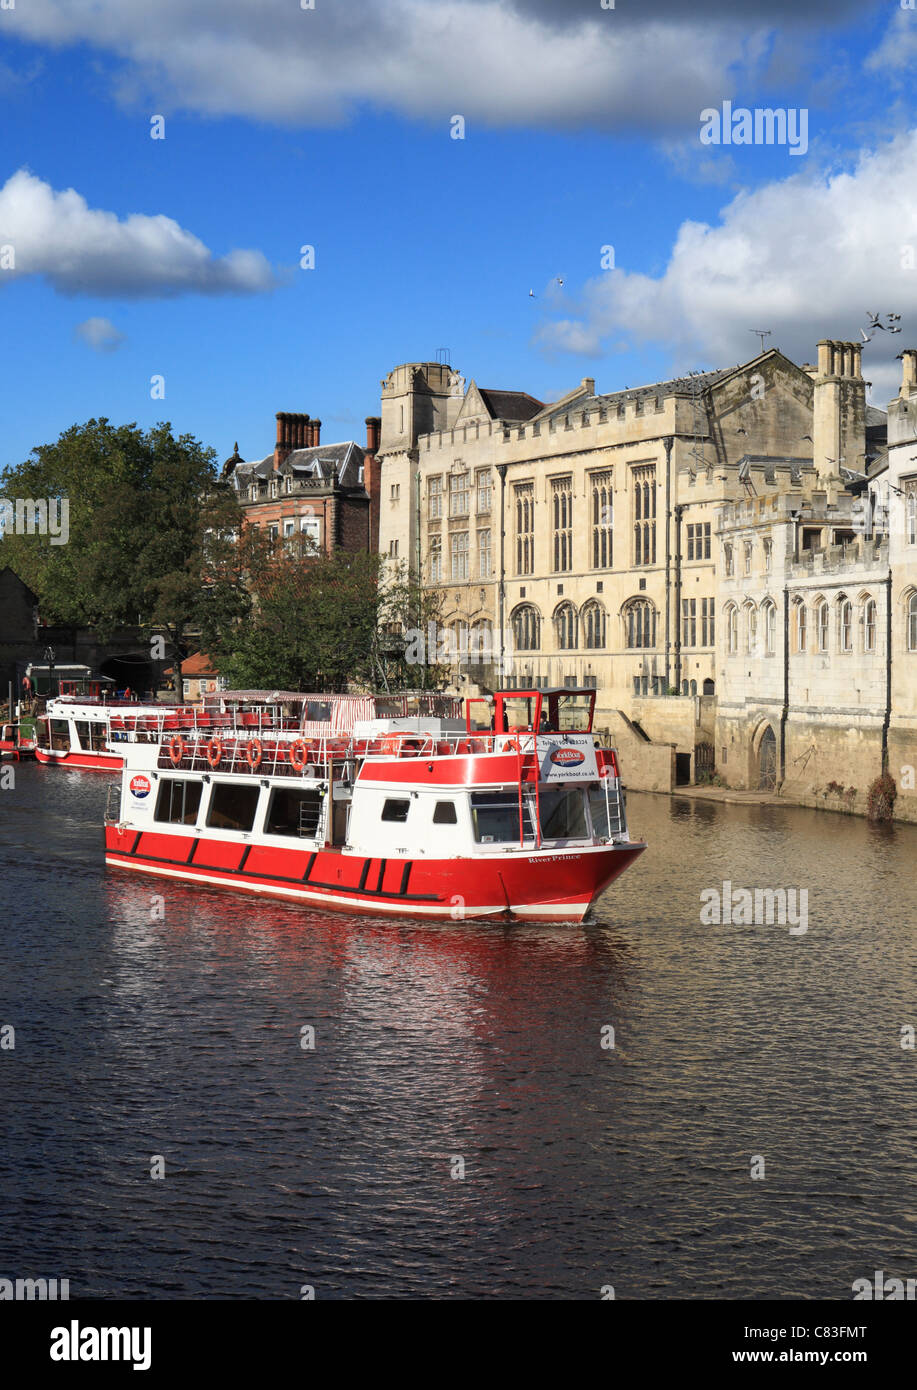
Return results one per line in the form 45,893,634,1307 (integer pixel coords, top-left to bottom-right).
103,688,646,922
0,721,37,759
36,689,461,772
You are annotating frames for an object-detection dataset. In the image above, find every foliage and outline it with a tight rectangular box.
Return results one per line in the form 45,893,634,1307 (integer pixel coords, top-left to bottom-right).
866,772,897,822
0,418,232,651
372,559,448,692
212,541,382,692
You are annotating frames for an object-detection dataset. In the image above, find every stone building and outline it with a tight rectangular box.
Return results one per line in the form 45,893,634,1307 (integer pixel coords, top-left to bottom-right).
376,349,832,747
884,349,917,820
226,411,383,556
713,339,898,812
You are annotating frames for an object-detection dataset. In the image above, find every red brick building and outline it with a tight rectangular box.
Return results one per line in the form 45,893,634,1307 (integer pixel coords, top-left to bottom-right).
225,412,382,556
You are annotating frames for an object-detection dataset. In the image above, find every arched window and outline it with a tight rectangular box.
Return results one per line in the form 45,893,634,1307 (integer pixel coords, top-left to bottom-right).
582,600,606,649
863,598,876,654
792,598,807,653
623,598,656,649
726,604,739,655
762,599,777,656
908,592,917,652
838,595,853,652
511,604,541,652
554,602,578,650
816,599,829,652
468,620,493,664
744,602,758,654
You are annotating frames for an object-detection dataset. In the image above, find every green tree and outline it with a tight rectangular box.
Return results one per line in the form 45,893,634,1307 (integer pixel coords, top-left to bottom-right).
0,419,233,648
214,542,382,692
372,559,448,691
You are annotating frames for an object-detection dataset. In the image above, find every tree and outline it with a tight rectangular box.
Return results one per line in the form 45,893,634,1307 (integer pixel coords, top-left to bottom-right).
0,419,233,646
372,558,448,691
212,541,382,692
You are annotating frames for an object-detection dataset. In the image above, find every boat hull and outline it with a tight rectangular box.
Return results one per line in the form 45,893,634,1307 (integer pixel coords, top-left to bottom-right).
104,825,646,922
36,748,123,770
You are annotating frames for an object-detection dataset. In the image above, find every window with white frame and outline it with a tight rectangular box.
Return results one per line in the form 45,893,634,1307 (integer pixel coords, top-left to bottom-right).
451,531,469,580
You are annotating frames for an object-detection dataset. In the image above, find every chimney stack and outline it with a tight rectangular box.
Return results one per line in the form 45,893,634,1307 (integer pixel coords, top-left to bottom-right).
365,416,381,454
311,419,321,447
901,350,917,396
812,340,866,489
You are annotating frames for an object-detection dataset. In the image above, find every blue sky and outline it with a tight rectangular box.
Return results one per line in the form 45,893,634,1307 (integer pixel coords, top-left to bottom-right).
1,0,915,472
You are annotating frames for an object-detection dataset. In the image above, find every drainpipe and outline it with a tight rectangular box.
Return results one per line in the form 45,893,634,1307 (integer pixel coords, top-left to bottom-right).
414,468,422,578
664,436,673,691
496,463,507,685
780,584,789,785
673,503,684,692
882,569,892,774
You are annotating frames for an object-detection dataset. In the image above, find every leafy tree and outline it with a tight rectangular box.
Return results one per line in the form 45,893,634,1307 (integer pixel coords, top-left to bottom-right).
372,558,448,691
213,541,382,692
0,419,232,652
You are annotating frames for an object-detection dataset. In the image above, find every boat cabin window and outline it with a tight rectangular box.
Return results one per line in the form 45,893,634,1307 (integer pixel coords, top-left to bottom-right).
538,785,588,840
501,696,539,732
265,786,323,837
74,719,108,751
432,800,458,824
49,719,71,751
588,784,613,839
381,798,410,823
206,781,260,832
470,791,535,843
553,693,593,732
155,778,203,826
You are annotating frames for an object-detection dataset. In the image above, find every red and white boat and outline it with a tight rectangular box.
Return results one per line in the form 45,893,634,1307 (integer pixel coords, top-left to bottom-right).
104,688,646,922
36,687,460,772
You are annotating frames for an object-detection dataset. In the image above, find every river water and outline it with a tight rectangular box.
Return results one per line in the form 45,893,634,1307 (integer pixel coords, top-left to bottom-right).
1,764,915,1300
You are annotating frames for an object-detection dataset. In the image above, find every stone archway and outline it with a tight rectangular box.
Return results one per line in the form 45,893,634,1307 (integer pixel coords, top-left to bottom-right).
758,724,777,791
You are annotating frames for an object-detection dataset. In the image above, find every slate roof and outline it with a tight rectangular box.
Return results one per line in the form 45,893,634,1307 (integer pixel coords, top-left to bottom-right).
231,440,366,495
477,389,544,421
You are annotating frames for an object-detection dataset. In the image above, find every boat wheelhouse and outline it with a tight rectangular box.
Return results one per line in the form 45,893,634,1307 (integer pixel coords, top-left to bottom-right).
104,687,646,922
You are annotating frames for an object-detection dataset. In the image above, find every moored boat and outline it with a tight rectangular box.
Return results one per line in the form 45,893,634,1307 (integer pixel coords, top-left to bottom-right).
103,687,646,922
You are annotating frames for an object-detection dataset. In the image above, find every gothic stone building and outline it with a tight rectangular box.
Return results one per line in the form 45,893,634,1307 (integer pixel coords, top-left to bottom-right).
376,350,836,737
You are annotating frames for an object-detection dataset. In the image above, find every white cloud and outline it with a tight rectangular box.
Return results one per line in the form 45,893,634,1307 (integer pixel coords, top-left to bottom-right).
0,0,833,131
74,316,126,351
0,169,277,298
534,130,917,403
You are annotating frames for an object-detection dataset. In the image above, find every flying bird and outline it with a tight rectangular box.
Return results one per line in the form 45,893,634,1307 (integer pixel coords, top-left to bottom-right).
860,329,872,343
528,289,537,298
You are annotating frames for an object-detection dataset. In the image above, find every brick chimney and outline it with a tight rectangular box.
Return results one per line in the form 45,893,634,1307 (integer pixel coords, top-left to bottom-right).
364,417,382,550
812,340,866,490
274,412,312,468
311,419,321,447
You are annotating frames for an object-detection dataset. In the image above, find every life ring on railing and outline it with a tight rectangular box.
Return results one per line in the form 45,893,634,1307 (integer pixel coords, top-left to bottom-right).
501,736,521,754
206,736,223,769
599,763,611,778
169,735,184,767
289,738,308,772
245,737,263,771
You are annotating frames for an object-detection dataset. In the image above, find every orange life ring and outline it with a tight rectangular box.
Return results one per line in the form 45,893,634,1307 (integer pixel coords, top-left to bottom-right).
380,733,404,755
599,763,611,778
289,738,308,772
502,736,521,753
206,736,223,769
245,737,263,771
169,734,184,766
